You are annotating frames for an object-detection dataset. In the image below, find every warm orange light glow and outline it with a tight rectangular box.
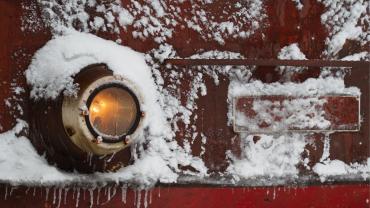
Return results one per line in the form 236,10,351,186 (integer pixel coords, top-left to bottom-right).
90,100,107,113
91,105,100,113
88,87,138,137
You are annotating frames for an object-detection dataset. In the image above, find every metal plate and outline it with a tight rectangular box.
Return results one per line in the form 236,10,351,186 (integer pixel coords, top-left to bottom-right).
233,95,360,133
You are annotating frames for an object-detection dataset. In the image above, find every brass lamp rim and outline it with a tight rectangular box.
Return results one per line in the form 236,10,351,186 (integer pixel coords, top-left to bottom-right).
62,73,145,155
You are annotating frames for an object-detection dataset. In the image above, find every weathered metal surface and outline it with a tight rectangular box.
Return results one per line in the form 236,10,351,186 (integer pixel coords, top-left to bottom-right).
234,96,360,133
0,1,367,173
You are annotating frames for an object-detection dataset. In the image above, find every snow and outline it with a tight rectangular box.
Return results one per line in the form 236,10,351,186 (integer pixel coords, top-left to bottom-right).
227,133,307,179
341,51,369,61
313,159,370,182
291,0,303,10
319,0,369,59
22,0,266,45
184,0,266,44
278,43,307,60
26,30,154,101
234,97,331,132
0,120,74,185
277,43,307,81
228,76,360,98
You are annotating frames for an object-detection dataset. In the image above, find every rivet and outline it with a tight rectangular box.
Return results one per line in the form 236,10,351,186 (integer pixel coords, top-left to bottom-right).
93,136,103,144
80,110,89,116
124,135,131,144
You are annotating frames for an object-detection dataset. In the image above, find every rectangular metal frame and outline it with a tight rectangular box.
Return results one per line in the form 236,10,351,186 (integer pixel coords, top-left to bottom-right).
232,95,361,133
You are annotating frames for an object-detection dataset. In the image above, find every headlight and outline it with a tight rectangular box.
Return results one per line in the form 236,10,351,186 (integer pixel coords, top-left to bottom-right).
30,64,145,172
87,84,140,143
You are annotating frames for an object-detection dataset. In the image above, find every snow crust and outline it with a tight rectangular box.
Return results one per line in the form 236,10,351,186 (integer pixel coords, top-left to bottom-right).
0,119,177,187
22,0,266,45
234,97,331,132
0,120,72,184
277,43,307,81
26,30,151,101
319,0,369,59
278,43,307,60
227,133,306,179
228,76,360,98
313,159,370,182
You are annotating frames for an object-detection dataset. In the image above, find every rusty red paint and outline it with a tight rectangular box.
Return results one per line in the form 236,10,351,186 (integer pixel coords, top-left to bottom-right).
0,184,368,208
234,96,360,133
164,59,369,68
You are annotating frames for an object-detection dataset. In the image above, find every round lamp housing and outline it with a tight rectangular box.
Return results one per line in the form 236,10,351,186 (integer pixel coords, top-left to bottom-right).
62,65,144,155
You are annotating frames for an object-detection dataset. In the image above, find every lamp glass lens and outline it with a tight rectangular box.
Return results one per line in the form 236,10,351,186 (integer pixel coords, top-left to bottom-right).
89,87,138,137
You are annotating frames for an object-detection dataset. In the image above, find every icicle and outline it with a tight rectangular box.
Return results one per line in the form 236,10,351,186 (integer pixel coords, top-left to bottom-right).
320,133,331,162
137,190,141,208
144,190,148,208
89,188,94,208
121,185,127,204
134,190,137,206
75,188,80,208
111,186,117,199
33,187,36,196
107,152,116,162
88,153,93,166
97,187,101,205
4,185,8,200
56,188,62,208
107,186,111,201
158,187,160,198
9,187,16,197
72,188,75,199
273,187,276,200
64,188,69,205
45,188,50,201
53,187,57,205
149,189,152,205
25,187,30,195
83,188,86,200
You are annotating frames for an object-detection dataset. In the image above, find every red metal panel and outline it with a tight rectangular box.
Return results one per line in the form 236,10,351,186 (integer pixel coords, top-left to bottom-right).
234,96,360,133
0,1,368,207
0,184,368,208
164,59,368,67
